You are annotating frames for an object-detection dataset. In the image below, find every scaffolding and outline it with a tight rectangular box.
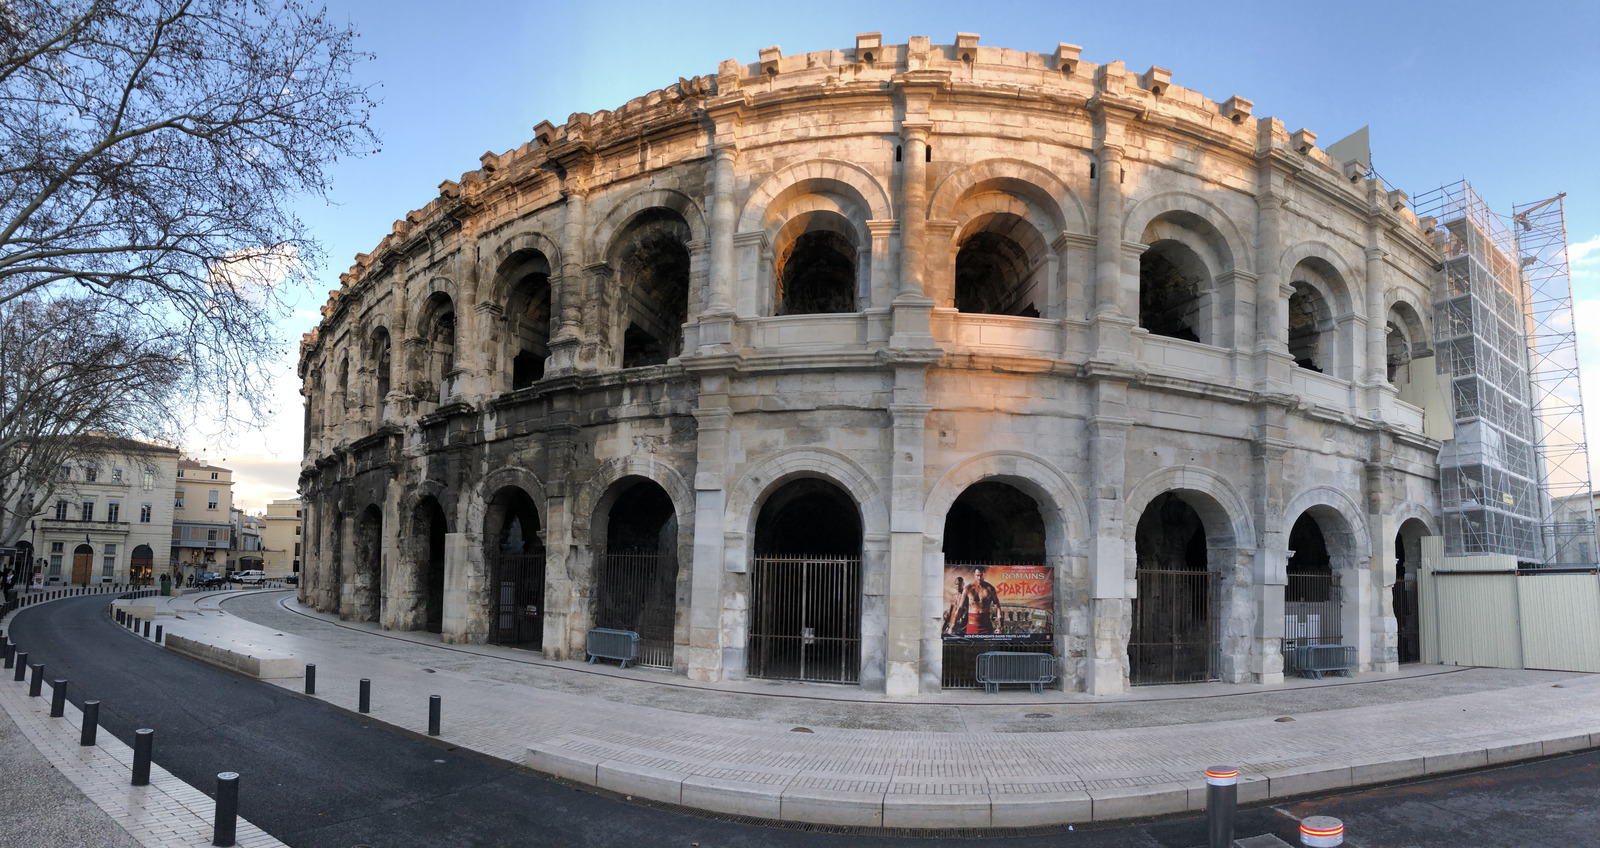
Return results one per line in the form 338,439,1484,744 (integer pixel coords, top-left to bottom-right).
1413,182,1596,566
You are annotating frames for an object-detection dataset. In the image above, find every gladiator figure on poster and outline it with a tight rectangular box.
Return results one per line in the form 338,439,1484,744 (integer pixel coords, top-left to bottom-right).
940,564,1054,643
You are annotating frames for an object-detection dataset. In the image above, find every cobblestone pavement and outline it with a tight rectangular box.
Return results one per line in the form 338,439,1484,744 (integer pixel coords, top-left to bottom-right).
194,590,1600,829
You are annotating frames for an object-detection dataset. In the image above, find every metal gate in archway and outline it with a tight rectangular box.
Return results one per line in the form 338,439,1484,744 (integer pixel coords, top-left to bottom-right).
492,552,545,650
1131,567,1220,685
595,551,678,669
748,555,861,684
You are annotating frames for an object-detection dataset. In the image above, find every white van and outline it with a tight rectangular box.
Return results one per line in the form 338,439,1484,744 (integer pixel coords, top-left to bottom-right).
232,570,267,585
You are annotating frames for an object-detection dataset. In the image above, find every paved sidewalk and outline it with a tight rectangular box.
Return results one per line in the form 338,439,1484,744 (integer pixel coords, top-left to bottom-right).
0,589,286,848
134,589,1600,830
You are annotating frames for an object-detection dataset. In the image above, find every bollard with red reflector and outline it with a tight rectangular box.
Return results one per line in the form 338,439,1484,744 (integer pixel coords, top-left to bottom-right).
1205,765,1238,848
1300,815,1344,847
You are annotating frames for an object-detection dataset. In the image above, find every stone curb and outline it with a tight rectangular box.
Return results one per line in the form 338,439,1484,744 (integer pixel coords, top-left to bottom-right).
519,729,1600,829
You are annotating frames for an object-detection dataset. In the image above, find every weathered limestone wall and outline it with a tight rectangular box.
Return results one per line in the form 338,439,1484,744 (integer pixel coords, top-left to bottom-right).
297,35,1444,696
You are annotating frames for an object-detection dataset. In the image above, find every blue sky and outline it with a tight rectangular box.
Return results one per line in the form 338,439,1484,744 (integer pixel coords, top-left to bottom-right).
215,0,1600,508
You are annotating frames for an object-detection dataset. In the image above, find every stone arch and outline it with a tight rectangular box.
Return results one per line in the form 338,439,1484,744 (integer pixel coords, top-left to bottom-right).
923,451,1088,557
771,207,862,315
482,229,564,305
1282,486,1371,553
1393,502,1439,537
1122,191,1249,275
410,276,461,335
927,157,1087,234
1285,248,1360,378
571,456,694,548
1123,465,1255,564
592,187,707,260
737,159,892,232
473,465,548,538
1279,241,1363,317
725,448,888,544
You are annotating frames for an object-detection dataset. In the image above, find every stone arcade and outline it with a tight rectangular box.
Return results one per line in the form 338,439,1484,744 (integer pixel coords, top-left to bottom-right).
299,35,1445,696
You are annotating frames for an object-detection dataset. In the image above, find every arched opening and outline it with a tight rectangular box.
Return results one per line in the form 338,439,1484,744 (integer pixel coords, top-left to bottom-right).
1285,513,1340,657
1132,492,1218,684
1387,302,1426,386
304,370,323,453
371,328,391,399
412,498,448,634
417,293,457,401
616,211,690,368
131,544,154,587
594,478,680,668
502,250,552,389
1394,518,1429,664
940,481,1053,689
777,223,857,315
485,486,544,649
352,505,382,623
336,356,351,410
1288,282,1332,373
1138,241,1207,343
954,214,1046,317
749,479,862,683
71,543,93,587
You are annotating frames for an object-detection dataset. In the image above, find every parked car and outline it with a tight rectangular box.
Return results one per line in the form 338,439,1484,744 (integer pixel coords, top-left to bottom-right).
232,569,267,585
196,572,225,589
284,574,299,586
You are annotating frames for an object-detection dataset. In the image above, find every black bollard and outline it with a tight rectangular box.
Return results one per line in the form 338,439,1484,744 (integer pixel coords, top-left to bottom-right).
359,678,370,714
155,625,163,644
50,679,66,717
115,609,124,624
12,651,25,681
131,729,153,786
81,701,100,746
3,640,13,668
213,772,239,846
428,695,441,736
28,662,43,696
1205,766,1238,848
143,620,150,638
304,663,315,695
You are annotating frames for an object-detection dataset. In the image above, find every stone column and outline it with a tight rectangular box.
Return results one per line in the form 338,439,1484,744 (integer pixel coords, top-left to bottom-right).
866,220,897,310
1365,231,1390,388
1249,433,1289,684
887,389,932,697
1084,402,1131,696
548,185,587,374
689,389,731,681
440,531,474,644
338,512,356,618
899,125,930,298
708,145,737,313
1093,145,1126,322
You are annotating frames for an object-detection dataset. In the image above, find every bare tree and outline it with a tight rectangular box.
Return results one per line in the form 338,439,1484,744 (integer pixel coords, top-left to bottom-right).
0,296,185,545
0,0,378,423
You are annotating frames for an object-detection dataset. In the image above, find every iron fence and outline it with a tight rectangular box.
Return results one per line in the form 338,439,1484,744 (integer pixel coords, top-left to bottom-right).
595,551,678,669
1131,567,1220,685
1283,571,1342,653
748,555,861,684
492,552,545,650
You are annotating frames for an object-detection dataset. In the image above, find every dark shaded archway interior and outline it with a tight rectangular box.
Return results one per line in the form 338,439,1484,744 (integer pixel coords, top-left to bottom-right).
955,231,1038,316
371,328,392,397
504,250,551,389
597,479,679,665
755,478,863,556
749,479,863,683
413,497,448,633
779,230,856,315
1286,513,1332,600
618,212,690,368
1132,493,1213,684
1138,241,1202,342
942,481,1045,562
486,486,544,649
1288,282,1329,372
1394,518,1429,663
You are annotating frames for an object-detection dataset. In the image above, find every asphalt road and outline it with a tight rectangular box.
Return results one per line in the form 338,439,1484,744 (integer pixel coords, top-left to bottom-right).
5,595,1598,848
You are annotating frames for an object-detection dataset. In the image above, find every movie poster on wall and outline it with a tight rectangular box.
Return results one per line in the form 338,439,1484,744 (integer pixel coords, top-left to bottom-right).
940,564,1054,643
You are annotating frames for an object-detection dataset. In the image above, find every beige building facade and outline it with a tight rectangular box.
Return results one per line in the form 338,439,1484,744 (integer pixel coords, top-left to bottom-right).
260,498,303,578
171,459,234,579
299,36,1445,695
34,438,180,587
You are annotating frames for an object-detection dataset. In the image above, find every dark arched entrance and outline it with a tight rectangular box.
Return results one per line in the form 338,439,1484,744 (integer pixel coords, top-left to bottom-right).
940,481,1052,689
1132,493,1218,684
1286,512,1341,655
486,487,544,649
595,478,680,668
413,498,448,633
748,479,862,684
131,544,154,587
352,505,382,622
71,544,93,586
1395,518,1429,663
